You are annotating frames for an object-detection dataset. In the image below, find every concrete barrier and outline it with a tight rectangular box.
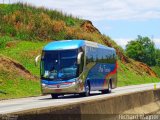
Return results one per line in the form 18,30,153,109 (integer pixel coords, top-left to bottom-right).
10,89,160,120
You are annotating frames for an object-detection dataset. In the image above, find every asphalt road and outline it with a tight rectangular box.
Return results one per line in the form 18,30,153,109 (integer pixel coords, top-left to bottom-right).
0,83,160,114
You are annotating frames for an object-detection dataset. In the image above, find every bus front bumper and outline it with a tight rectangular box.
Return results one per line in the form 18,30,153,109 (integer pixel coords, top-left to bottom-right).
41,82,84,94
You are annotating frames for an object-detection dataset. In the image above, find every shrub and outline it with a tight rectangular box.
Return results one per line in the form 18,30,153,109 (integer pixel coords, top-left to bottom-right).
156,58,160,67
0,78,2,84
0,36,14,49
52,21,66,33
0,24,16,36
65,27,77,39
66,18,75,26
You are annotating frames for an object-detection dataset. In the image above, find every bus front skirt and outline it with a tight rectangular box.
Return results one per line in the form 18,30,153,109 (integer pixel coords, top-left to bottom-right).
41,82,84,94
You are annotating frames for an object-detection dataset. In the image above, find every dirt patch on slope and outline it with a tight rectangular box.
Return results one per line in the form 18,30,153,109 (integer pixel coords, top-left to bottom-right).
125,59,157,77
81,20,101,34
6,41,18,48
0,55,36,80
135,61,157,77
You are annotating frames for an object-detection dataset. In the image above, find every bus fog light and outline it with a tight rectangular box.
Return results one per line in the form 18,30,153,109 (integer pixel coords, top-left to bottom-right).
42,83,46,87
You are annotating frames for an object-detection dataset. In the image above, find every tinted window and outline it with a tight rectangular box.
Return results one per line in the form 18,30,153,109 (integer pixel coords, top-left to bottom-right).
41,49,78,80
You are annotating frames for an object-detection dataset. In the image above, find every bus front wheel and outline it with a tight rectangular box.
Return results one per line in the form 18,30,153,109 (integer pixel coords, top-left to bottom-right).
51,94,59,99
80,82,90,97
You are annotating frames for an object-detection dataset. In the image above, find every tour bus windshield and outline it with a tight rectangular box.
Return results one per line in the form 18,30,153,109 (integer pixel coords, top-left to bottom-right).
41,49,78,80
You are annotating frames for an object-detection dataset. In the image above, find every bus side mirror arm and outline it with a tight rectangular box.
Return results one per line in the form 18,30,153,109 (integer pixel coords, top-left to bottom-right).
77,52,83,64
35,55,41,66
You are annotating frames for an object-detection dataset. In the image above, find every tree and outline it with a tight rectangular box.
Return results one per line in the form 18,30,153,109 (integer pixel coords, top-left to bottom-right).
126,35,156,66
156,59,160,67
126,40,144,61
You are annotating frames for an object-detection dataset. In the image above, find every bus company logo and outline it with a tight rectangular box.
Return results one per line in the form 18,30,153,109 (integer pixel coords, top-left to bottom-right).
98,66,111,73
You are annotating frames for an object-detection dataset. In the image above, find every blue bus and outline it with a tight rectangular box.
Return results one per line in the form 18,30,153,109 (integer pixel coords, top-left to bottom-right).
36,40,117,98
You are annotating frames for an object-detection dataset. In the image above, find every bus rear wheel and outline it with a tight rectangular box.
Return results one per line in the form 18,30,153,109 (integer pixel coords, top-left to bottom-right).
51,94,59,99
102,81,112,94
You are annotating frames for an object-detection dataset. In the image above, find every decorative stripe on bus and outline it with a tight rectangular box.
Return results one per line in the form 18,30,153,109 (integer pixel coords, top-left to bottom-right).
103,62,118,88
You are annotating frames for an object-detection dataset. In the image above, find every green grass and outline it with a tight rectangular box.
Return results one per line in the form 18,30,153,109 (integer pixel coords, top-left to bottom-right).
151,66,160,78
0,70,40,100
118,61,160,86
0,37,45,99
0,40,47,76
0,35,14,49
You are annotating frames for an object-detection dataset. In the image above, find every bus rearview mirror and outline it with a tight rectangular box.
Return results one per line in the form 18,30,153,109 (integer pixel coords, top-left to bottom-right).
77,52,83,64
35,55,41,66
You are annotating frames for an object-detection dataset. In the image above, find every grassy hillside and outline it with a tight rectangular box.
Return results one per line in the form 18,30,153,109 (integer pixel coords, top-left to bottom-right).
0,40,47,76
118,60,159,86
0,3,159,99
0,3,82,41
152,66,160,78
0,54,40,99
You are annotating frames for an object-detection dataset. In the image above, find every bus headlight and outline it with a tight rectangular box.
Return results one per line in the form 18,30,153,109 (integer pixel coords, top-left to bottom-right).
71,82,76,85
42,83,46,87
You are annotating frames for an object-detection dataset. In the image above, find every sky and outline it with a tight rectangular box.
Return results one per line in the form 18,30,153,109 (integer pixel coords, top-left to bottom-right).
1,0,160,48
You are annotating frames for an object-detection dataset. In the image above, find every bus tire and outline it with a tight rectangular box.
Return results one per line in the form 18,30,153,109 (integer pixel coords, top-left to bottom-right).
51,94,59,99
102,81,112,94
80,82,90,97
107,80,112,93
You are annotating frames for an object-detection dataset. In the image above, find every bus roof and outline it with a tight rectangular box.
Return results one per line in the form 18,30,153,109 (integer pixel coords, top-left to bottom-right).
43,40,115,51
